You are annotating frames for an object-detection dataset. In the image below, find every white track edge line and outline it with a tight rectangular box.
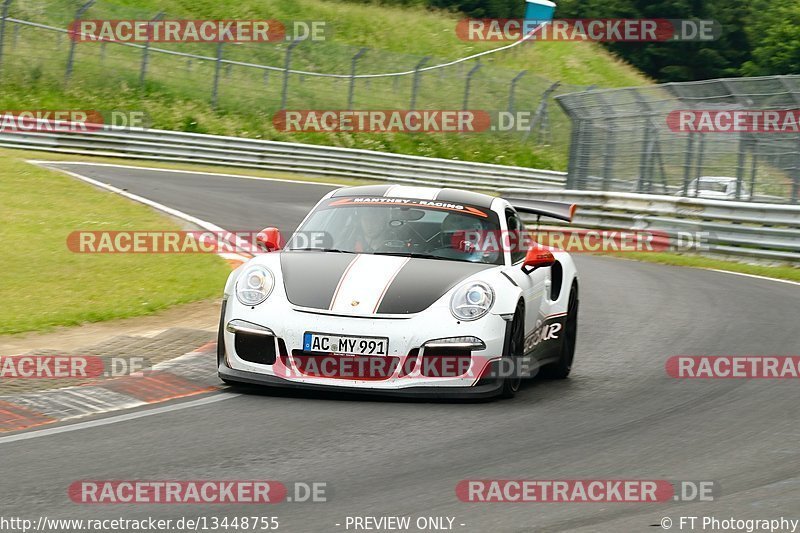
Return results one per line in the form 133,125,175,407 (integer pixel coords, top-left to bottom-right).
704,268,800,287
31,162,252,262
0,393,238,445
27,160,342,188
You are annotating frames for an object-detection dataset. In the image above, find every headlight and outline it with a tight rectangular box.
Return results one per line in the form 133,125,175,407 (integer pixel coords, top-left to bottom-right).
450,281,494,321
236,265,275,306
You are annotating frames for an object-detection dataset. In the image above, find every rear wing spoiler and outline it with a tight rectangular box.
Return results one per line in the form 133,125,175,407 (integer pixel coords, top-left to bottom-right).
506,198,577,223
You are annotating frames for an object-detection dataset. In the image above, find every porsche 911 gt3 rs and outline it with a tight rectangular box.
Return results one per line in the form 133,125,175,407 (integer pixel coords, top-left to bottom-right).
217,185,579,398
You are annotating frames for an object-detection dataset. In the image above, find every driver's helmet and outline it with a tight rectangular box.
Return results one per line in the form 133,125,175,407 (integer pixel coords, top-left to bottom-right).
441,212,485,252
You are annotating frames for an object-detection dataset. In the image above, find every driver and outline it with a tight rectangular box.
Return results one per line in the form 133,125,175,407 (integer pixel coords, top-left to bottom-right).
439,213,488,262
353,207,391,252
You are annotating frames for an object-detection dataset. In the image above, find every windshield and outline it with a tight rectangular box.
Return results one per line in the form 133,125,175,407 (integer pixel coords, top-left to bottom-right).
287,197,503,264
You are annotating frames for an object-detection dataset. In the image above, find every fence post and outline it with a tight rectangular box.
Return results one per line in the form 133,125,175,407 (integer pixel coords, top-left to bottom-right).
211,42,224,110
601,124,615,191
631,89,659,193
281,38,302,110
693,135,706,197
409,56,430,111
348,47,366,110
462,61,481,110
523,81,560,143
539,81,560,145
793,139,800,204
65,0,95,83
562,109,587,190
507,70,527,114
682,134,695,196
734,135,748,200
0,0,12,78
140,12,164,86
749,150,758,202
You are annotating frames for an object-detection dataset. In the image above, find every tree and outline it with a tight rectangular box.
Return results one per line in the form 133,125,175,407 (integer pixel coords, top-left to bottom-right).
742,0,800,76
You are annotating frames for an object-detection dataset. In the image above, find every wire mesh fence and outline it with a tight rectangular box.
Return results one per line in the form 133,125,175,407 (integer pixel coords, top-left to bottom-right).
0,0,586,149
557,76,800,204
7,1,796,204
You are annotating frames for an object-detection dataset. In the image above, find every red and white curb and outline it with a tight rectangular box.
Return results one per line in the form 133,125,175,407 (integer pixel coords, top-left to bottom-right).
0,162,256,434
0,343,220,433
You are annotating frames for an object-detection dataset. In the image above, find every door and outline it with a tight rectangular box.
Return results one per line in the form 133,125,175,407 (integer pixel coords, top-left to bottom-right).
501,209,550,357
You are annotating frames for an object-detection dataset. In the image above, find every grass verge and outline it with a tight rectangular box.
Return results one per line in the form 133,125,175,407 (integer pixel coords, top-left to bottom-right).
0,151,232,335
602,252,800,283
1,0,650,171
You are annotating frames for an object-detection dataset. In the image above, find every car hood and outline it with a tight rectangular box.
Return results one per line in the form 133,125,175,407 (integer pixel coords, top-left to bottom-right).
279,251,494,315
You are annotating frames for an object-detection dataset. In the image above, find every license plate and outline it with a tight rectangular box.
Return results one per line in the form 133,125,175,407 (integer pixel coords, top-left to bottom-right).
303,332,389,356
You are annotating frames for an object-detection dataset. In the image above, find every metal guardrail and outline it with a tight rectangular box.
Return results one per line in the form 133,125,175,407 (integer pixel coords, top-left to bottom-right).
0,126,567,190
1,126,797,263
504,189,800,263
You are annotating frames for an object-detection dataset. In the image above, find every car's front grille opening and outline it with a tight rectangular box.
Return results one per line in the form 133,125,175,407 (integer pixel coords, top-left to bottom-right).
235,332,277,365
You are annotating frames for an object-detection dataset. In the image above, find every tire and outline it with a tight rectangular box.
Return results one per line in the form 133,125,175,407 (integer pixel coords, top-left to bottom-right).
500,304,525,398
217,300,244,389
540,281,578,380
216,300,227,368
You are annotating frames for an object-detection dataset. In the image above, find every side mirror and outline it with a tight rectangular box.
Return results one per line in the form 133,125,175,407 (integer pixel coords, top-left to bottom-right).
522,246,555,274
256,227,283,252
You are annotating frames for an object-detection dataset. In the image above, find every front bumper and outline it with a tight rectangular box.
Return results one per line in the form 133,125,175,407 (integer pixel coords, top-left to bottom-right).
218,364,505,399
220,296,510,396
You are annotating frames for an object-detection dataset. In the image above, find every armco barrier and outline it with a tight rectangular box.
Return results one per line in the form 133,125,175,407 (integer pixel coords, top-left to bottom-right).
503,189,800,263
1,126,797,263
0,126,566,190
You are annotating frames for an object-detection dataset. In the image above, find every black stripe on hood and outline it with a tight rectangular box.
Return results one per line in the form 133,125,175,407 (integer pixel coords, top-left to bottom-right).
376,259,492,315
280,252,354,309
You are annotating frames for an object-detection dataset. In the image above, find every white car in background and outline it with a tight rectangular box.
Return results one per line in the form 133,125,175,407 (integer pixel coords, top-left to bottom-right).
686,176,751,200
217,185,580,399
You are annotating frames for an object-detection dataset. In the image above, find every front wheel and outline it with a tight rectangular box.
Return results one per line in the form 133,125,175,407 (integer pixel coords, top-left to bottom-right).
500,305,525,398
540,281,578,380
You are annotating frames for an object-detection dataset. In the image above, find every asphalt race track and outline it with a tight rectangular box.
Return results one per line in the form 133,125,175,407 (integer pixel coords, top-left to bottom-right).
3,162,799,532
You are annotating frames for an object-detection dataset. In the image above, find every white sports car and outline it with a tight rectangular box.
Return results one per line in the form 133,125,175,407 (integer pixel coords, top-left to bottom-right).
217,185,579,398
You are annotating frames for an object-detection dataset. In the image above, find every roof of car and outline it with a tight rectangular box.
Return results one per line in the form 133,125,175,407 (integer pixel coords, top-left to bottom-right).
697,176,736,182
330,185,496,209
